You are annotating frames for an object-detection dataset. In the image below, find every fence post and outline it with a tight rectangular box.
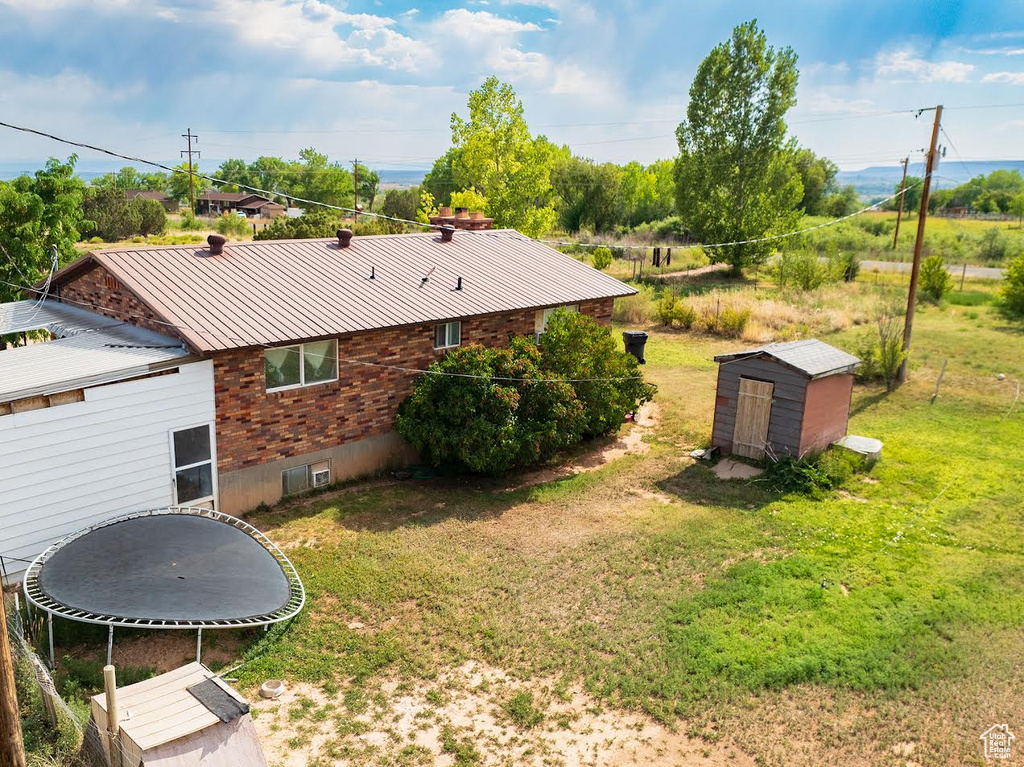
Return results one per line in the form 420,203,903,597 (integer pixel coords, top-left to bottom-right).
103,665,122,767
0,593,27,767
960,262,967,292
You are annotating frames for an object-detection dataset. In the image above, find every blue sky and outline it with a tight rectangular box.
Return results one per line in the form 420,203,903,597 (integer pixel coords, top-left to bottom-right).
2,0,1024,174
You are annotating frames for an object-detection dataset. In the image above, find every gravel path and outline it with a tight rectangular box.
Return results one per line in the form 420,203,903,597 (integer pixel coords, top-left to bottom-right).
861,260,1004,280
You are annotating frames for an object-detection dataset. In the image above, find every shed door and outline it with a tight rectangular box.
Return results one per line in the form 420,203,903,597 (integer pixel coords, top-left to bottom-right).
732,378,774,459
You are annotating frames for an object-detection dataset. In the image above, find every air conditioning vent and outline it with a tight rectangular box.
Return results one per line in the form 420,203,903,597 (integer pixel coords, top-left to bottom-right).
312,469,330,488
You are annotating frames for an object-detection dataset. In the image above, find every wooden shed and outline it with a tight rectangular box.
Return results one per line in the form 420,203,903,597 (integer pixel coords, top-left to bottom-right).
711,339,860,460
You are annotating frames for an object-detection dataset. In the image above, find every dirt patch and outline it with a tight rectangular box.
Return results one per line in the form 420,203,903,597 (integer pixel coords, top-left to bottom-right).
251,661,754,766
109,629,244,673
713,459,764,480
508,401,660,491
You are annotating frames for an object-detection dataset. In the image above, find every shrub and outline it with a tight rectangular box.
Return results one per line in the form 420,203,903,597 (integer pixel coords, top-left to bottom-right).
614,284,657,324
855,299,905,391
178,209,204,231
774,248,836,291
82,187,141,241
134,197,167,236
502,692,545,729
717,306,751,337
656,292,696,328
255,209,343,240
919,255,953,303
999,253,1024,318
763,448,866,498
396,338,586,475
591,247,613,270
539,309,656,438
839,251,860,282
214,212,250,236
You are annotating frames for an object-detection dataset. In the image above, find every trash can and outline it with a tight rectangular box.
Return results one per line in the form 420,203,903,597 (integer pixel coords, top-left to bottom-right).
622,331,648,364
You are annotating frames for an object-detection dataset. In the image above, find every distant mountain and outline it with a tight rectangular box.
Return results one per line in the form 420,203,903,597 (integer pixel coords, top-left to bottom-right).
838,160,1024,199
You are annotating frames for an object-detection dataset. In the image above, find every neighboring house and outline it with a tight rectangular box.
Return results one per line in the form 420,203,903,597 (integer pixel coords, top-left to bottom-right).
126,189,179,213
0,300,212,576
15,229,633,523
196,192,286,218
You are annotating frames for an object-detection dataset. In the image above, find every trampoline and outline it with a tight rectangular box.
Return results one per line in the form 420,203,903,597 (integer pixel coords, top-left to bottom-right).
22,507,305,666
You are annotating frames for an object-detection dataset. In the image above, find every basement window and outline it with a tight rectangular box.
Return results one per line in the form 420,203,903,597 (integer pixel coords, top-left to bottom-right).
264,339,338,391
282,460,331,496
434,321,461,350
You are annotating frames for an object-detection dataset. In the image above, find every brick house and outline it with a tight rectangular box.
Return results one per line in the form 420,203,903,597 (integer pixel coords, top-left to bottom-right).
195,192,286,218
39,229,634,514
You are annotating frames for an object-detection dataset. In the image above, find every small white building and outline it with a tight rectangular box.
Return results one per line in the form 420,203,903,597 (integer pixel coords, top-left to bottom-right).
0,300,217,580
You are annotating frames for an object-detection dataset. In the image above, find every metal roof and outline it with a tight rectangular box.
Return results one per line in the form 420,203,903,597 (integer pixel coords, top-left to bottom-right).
55,229,636,353
714,339,860,378
0,300,193,402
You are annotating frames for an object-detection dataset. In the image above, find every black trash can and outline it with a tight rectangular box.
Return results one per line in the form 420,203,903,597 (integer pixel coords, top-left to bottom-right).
622,330,648,364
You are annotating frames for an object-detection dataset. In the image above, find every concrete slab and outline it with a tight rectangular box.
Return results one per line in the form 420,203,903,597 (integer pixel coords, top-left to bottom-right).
713,458,764,480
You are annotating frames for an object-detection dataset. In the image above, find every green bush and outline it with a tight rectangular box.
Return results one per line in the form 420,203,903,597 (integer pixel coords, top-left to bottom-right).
178,209,204,231
591,247,613,270
774,248,838,290
717,306,751,337
763,448,866,498
855,300,906,391
919,255,953,303
396,338,586,474
214,212,250,236
135,197,167,236
656,293,696,328
82,187,141,241
254,209,343,240
999,253,1024,318
539,309,656,438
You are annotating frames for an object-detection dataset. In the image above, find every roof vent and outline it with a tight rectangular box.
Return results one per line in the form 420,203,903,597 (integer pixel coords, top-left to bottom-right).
207,234,226,256
440,225,455,243
337,228,353,248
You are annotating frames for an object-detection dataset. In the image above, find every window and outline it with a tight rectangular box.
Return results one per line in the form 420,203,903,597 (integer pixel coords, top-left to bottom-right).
535,304,580,334
265,339,338,391
171,424,215,506
434,321,461,349
282,460,331,496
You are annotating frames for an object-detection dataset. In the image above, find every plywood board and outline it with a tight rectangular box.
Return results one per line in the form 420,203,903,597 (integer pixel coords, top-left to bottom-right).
732,378,774,459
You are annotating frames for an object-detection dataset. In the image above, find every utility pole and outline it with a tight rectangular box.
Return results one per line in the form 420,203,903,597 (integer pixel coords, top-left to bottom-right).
898,105,942,385
352,159,359,219
181,128,200,213
1,591,27,767
892,156,909,250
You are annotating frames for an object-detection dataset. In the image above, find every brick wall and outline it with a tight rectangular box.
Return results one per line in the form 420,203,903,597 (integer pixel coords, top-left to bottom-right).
57,263,187,344
213,298,613,473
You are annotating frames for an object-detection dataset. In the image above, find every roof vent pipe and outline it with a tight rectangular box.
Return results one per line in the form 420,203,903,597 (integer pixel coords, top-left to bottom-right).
456,277,463,291
207,234,226,256
337,228,353,248
440,225,455,243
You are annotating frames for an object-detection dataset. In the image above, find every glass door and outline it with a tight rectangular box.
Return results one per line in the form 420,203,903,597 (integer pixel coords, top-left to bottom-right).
170,424,217,507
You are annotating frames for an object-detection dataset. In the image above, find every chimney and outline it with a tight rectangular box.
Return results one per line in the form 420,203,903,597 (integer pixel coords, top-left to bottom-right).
337,228,353,248
440,225,455,243
207,234,226,256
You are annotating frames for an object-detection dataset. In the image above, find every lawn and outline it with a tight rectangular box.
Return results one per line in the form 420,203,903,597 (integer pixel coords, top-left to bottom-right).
219,278,1024,765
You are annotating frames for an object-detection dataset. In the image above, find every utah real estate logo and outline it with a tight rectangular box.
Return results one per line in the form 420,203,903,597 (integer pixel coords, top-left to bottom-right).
980,724,1015,760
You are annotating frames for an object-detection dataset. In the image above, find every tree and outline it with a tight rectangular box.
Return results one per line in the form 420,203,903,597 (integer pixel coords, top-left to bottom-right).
823,184,859,217
449,77,557,237
619,160,674,227
793,148,838,215
254,209,343,240
0,156,91,306
1010,192,1024,228
674,20,803,275
381,187,419,223
83,187,142,241
551,156,622,233
216,158,254,192
167,161,211,207
135,197,167,235
422,148,461,208
353,161,380,211
295,148,353,208
919,255,953,303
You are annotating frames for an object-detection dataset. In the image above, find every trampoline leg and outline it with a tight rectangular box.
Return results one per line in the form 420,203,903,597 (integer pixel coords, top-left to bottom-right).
47,612,54,668
107,624,114,667
196,628,203,664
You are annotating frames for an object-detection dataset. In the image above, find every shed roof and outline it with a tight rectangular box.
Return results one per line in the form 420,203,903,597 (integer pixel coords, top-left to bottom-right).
49,229,635,353
0,300,193,402
714,339,860,379
90,663,248,751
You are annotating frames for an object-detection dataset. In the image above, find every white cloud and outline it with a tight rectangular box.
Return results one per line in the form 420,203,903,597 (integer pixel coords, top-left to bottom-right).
434,8,543,39
962,46,1024,56
982,71,1024,85
798,91,875,115
875,49,973,83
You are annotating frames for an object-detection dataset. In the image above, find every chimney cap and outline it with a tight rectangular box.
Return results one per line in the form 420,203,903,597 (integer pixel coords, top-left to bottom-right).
440,225,455,243
337,228,353,248
207,234,226,255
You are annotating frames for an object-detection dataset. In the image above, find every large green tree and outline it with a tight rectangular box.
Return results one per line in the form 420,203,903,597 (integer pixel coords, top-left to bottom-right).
620,160,675,227
674,20,803,275
551,156,622,233
793,148,838,215
448,76,557,237
0,156,91,306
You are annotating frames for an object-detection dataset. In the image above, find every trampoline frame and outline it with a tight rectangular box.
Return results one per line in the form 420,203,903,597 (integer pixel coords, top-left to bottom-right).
22,506,305,666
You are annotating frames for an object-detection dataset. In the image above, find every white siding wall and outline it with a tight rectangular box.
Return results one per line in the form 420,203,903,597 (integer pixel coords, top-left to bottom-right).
0,361,216,576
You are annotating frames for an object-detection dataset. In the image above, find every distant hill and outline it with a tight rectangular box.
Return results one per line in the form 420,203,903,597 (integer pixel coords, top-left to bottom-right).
838,160,1024,199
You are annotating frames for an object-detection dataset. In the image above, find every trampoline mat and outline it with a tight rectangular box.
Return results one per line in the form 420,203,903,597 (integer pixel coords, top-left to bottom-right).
37,515,293,622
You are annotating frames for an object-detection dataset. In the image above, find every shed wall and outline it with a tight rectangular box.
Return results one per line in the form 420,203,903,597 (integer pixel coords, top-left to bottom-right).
799,373,854,454
711,357,808,457
0,361,216,575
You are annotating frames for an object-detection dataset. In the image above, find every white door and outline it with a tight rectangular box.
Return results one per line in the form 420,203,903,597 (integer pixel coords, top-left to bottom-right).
170,424,218,508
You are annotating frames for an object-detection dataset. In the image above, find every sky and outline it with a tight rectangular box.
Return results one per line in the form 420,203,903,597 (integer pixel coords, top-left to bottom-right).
2,0,1024,176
